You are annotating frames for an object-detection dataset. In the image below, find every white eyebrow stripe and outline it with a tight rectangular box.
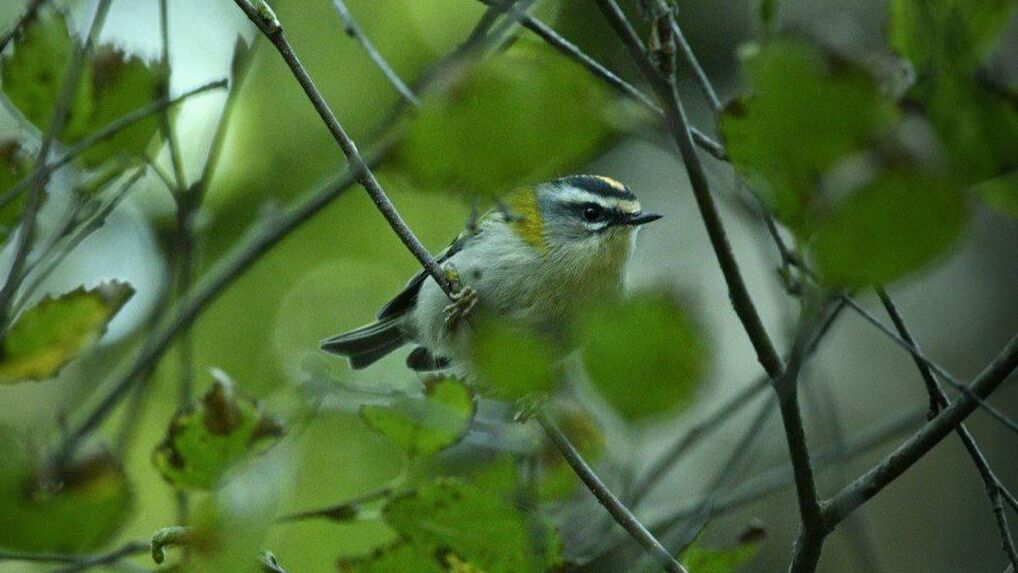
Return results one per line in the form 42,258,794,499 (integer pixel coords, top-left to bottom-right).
556,186,642,213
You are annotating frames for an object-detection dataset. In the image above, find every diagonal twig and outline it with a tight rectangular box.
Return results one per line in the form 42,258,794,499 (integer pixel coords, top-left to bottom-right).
877,289,1018,570
825,335,1018,528
231,0,453,296
330,0,418,105
475,0,726,160
537,410,689,573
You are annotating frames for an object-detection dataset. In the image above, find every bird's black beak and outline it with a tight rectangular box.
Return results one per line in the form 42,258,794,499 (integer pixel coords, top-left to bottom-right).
624,212,663,226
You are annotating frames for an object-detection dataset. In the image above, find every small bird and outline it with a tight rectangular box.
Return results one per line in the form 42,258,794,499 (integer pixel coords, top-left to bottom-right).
321,175,661,373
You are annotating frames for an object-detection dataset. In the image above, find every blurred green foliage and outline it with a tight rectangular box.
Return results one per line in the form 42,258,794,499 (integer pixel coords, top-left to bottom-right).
0,0,1014,570
372,478,562,573
394,38,622,199
0,429,133,552
359,376,475,459
472,318,557,399
578,290,707,422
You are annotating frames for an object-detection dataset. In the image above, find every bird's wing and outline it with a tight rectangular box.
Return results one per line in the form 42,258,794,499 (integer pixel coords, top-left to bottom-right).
375,231,470,320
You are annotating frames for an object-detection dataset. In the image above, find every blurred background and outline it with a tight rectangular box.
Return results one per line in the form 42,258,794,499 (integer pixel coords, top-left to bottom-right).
0,0,1015,571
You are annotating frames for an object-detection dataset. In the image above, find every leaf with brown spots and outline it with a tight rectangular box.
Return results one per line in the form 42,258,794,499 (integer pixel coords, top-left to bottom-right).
153,369,284,490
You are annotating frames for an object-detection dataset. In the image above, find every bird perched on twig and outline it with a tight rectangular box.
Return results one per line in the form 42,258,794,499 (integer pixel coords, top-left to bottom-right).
321,175,661,373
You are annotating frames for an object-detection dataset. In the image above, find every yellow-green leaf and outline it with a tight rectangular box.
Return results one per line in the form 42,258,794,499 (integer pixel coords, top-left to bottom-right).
360,377,475,458
77,45,161,166
152,370,285,490
0,428,133,552
577,291,708,422
0,280,134,383
0,12,93,139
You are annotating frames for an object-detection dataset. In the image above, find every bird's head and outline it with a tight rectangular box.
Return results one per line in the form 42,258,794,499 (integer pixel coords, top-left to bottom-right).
504,175,661,266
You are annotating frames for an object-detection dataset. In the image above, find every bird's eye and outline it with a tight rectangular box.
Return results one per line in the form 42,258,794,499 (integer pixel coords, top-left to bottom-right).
582,204,603,222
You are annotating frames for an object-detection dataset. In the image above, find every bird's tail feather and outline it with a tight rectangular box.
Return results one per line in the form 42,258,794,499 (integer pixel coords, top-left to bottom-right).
320,318,406,370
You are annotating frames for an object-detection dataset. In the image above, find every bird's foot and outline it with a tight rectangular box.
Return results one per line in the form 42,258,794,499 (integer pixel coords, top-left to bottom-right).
444,286,477,332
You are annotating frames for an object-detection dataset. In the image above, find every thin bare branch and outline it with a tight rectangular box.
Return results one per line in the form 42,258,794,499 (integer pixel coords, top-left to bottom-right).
877,289,1018,570
843,295,1018,435
646,403,926,533
330,0,418,105
595,0,784,380
231,0,453,296
632,376,769,506
0,540,149,572
825,335,1018,528
537,410,689,573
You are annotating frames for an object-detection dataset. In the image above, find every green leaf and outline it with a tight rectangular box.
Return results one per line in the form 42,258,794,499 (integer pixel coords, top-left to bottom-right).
359,377,475,458
338,543,447,573
393,39,620,199
0,13,161,167
976,172,1018,218
152,369,285,490
680,527,764,573
0,428,133,552
76,45,161,166
811,165,968,286
577,291,707,422
471,321,556,399
380,478,562,573
0,139,31,242
0,12,93,138
890,0,1018,182
0,280,134,383
720,40,898,230
890,0,1017,76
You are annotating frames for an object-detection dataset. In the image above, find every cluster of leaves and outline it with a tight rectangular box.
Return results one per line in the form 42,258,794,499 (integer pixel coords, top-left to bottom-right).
0,7,170,554
721,0,1018,286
